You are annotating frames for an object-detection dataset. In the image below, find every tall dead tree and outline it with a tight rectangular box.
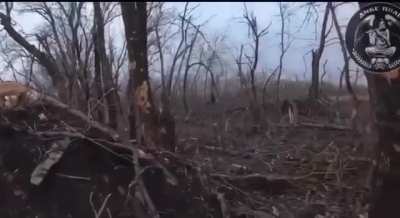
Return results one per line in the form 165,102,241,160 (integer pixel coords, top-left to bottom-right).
93,2,121,129
276,2,294,102
308,2,330,100
0,2,125,129
0,7,69,101
151,2,176,147
182,28,200,115
153,3,166,95
153,3,211,146
31,2,92,109
152,3,199,151
242,6,269,106
329,3,357,102
357,2,400,218
0,3,119,115
329,2,359,136
93,23,105,123
120,2,161,149
203,50,219,104
237,5,270,131
163,3,190,107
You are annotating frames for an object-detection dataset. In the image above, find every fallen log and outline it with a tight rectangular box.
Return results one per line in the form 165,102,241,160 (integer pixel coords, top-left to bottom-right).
32,94,120,141
277,121,351,131
299,121,351,130
211,173,294,194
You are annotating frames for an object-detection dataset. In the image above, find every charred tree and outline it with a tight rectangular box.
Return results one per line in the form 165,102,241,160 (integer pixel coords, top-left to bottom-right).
308,2,330,100
92,27,105,123
120,2,164,149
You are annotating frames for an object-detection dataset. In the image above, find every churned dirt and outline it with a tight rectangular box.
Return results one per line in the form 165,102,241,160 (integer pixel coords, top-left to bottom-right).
0,101,372,218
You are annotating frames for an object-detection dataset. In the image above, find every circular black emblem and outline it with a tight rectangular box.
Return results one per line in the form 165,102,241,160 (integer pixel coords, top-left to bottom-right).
346,2,400,72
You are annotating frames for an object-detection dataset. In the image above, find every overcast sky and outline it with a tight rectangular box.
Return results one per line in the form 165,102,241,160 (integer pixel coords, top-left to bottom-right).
163,2,362,83
7,2,365,85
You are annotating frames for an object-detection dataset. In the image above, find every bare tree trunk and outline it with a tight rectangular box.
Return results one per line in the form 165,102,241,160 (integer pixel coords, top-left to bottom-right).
93,28,105,123
240,6,270,132
262,70,276,106
93,2,121,129
320,60,328,93
308,3,330,100
190,49,204,101
205,51,219,104
120,2,162,149
236,45,248,91
358,2,400,218
165,3,189,103
276,2,285,103
309,51,320,99
330,3,358,103
152,3,176,150
0,11,69,102
69,3,87,111
182,30,200,115
339,68,345,90
330,3,360,141
152,4,197,151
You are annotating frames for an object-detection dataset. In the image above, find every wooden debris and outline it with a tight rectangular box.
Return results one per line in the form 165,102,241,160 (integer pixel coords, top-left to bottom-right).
30,138,71,186
216,192,230,218
277,121,351,131
211,173,294,194
299,121,351,130
33,94,120,141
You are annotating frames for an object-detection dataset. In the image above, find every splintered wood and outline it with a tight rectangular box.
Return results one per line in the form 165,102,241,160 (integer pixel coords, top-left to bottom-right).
0,81,40,109
135,81,151,114
30,138,71,186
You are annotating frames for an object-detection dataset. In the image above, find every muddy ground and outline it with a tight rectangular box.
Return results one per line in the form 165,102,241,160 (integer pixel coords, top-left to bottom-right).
174,104,372,218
